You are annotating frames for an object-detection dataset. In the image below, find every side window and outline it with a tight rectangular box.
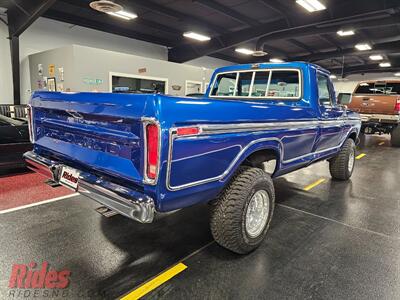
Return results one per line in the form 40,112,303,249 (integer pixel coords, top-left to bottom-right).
268,71,300,98
236,72,253,96
251,71,270,97
317,74,332,106
211,73,237,96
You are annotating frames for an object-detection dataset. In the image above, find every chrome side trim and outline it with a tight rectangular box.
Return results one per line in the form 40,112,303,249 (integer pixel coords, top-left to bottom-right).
142,117,162,185
166,120,358,191
166,134,283,191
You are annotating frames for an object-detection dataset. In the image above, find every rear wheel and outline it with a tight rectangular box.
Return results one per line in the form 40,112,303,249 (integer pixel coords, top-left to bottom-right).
329,139,356,181
210,166,275,254
390,126,400,147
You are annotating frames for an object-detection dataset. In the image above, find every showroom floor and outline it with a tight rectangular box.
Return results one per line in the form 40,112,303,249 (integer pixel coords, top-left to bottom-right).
0,135,398,299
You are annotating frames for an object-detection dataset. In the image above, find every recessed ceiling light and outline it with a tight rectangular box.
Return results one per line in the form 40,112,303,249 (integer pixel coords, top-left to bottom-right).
269,58,284,63
395,72,400,76
355,44,372,51
329,74,337,79
107,10,137,20
235,48,254,55
183,32,211,41
296,0,326,12
379,62,391,68
369,55,383,61
355,43,372,51
337,30,354,36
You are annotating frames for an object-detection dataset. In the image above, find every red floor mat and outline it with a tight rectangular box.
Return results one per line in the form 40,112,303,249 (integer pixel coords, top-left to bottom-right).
0,171,73,211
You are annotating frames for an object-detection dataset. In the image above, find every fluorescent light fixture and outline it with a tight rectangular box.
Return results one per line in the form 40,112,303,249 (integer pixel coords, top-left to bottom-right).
116,10,137,19
379,62,391,67
296,0,326,12
395,72,400,76
235,48,254,55
355,43,372,51
369,55,383,61
337,30,354,36
329,74,337,79
183,31,211,41
269,58,284,63
107,10,137,20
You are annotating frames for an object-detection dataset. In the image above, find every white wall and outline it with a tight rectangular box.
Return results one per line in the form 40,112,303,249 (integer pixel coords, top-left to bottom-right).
333,73,400,93
1,17,232,104
0,21,13,104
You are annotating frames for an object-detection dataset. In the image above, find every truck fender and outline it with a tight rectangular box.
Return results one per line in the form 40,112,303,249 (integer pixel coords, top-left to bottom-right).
221,139,282,183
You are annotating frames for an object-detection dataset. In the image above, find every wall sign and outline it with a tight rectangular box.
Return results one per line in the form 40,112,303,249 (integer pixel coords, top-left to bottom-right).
48,64,55,77
83,77,104,85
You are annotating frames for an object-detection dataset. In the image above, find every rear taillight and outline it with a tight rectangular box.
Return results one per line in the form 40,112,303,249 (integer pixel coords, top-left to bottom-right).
27,105,34,143
145,123,159,181
395,99,400,113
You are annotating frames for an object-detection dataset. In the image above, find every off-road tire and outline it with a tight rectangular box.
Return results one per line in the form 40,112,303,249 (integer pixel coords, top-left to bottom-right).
390,126,400,147
329,138,355,181
210,166,275,254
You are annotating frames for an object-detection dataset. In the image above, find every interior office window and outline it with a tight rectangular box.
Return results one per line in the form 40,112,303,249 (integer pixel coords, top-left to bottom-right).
112,76,166,94
251,71,270,97
211,73,237,96
236,72,253,96
317,74,332,106
268,71,300,98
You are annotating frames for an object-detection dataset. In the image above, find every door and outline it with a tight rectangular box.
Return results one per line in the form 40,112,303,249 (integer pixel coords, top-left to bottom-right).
315,72,345,151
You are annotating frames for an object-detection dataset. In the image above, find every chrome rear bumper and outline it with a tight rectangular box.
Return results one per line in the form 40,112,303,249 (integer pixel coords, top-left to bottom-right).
23,151,155,223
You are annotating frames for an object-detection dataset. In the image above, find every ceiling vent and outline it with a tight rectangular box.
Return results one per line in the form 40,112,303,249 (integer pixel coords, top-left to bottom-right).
89,0,122,13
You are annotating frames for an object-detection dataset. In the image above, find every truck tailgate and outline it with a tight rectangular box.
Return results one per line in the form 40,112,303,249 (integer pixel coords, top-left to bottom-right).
349,94,399,114
30,92,152,185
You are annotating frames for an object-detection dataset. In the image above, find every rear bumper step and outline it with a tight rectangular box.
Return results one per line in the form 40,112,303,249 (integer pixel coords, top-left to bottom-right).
23,151,155,223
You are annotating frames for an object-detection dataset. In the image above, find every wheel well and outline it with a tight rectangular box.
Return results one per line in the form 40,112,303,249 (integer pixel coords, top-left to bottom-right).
242,149,279,173
348,131,357,142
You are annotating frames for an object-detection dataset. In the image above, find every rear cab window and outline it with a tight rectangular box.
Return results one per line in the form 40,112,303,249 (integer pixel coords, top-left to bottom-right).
210,69,301,99
354,82,400,95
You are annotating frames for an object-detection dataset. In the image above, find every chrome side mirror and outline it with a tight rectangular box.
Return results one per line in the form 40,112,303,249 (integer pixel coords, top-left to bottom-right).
337,93,352,105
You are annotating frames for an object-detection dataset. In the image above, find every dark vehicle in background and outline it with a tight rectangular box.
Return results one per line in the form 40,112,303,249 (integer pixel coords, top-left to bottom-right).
348,80,400,146
0,115,32,170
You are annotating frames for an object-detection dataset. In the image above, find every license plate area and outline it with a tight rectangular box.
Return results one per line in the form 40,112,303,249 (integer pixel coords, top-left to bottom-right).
59,166,80,190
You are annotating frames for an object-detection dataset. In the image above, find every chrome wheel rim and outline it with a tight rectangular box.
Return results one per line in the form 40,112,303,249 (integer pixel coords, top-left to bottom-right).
348,149,355,173
245,190,270,238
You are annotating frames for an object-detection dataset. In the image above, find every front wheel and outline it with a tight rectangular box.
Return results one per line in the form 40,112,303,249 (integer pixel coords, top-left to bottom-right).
329,138,356,181
210,167,275,254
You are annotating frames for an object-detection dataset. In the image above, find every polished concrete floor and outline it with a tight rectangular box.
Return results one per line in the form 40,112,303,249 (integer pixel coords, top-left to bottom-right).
0,135,398,299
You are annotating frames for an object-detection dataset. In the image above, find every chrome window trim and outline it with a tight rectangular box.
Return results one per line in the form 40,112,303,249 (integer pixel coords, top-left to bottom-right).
209,68,303,100
142,117,161,185
165,119,356,191
316,71,334,107
27,104,35,143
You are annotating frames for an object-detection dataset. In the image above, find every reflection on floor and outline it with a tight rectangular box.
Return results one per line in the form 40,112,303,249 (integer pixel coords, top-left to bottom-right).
0,134,398,299
0,170,72,211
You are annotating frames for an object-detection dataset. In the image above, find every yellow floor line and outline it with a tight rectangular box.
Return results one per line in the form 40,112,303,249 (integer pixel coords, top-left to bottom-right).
378,142,385,146
120,263,187,300
304,178,326,191
356,153,366,160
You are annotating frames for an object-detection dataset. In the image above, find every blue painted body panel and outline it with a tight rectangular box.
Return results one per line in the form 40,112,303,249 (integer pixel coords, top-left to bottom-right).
29,62,361,213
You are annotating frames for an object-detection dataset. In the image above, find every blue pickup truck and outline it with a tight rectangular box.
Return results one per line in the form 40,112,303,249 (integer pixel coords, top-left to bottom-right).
24,62,361,254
